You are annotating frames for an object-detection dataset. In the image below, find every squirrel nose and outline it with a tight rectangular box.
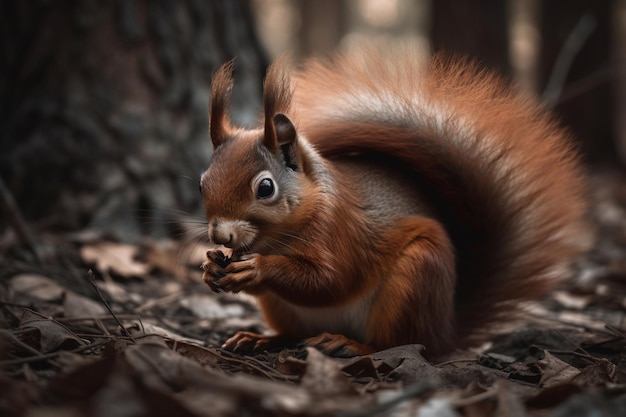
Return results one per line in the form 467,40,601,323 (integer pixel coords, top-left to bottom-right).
211,231,233,247
209,222,235,247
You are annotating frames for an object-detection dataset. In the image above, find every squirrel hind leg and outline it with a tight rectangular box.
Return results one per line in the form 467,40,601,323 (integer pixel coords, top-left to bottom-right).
368,217,457,358
304,332,375,357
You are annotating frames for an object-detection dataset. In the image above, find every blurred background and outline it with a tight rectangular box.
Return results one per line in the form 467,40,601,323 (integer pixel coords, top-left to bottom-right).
0,0,623,249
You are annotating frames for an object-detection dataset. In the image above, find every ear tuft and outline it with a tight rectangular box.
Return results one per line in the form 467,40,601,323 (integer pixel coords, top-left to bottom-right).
262,56,293,152
209,59,236,149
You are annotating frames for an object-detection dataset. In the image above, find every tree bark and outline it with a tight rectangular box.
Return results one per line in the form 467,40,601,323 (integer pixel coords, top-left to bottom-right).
0,0,267,242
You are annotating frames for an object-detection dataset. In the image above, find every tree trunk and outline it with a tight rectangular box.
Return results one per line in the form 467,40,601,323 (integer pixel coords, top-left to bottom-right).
0,0,267,242
431,0,511,74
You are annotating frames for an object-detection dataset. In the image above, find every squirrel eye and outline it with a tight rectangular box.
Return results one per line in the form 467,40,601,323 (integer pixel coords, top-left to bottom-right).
257,178,275,199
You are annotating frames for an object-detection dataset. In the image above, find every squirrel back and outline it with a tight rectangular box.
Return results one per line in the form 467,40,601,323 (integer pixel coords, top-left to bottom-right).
201,45,589,357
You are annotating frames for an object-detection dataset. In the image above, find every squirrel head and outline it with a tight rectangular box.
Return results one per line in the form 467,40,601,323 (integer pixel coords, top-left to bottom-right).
200,59,311,254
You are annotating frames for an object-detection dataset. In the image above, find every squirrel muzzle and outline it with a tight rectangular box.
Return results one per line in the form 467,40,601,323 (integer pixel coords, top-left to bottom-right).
208,218,256,251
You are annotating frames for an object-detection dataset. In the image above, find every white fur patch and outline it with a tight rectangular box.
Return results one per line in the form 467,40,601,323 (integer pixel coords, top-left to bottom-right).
276,289,376,341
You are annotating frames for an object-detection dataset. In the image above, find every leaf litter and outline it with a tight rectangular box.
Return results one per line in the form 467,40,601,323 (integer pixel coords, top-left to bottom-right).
1,172,626,416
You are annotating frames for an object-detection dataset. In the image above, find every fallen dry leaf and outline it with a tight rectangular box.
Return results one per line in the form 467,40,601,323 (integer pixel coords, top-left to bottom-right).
537,351,581,388
572,359,617,386
143,238,189,279
301,347,356,396
19,309,86,353
10,274,66,301
80,241,150,278
179,294,245,319
166,340,221,367
128,322,204,345
122,340,315,416
63,291,108,318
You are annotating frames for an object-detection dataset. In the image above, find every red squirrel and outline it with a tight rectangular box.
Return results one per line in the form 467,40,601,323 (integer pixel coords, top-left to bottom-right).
200,46,588,359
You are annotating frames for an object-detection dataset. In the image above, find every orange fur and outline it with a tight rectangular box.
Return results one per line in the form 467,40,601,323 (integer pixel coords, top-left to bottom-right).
200,45,589,359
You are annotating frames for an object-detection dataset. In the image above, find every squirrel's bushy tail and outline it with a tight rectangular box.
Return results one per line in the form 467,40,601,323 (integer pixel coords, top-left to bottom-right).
291,46,589,342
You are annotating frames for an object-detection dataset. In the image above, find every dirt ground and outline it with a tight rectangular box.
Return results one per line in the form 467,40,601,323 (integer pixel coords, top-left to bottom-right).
1,171,625,417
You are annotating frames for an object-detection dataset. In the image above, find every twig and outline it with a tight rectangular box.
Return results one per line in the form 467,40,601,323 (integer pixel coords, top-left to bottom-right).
217,349,291,381
218,348,292,381
87,269,135,342
94,319,110,336
542,13,597,107
545,349,604,364
0,176,42,263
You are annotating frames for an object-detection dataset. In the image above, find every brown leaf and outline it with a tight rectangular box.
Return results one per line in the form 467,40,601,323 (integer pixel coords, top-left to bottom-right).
80,241,150,278
18,309,86,353
63,291,107,318
123,341,315,415
301,348,356,396
369,344,442,385
10,274,65,301
179,294,245,319
572,360,616,386
165,339,221,367
128,322,204,345
342,356,382,379
143,238,188,279
537,351,581,388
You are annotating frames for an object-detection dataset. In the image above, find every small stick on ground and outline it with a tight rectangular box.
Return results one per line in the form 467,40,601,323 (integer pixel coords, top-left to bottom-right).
87,269,135,342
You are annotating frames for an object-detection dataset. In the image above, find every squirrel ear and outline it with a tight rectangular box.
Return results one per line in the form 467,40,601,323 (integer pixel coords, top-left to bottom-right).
262,57,292,153
273,113,300,171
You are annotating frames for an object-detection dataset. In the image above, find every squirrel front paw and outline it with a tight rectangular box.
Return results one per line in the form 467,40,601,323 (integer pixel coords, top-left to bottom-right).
219,253,262,293
202,251,262,294
201,249,231,292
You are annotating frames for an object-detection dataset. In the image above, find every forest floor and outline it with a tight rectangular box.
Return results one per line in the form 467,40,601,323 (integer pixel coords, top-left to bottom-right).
1,171,626,417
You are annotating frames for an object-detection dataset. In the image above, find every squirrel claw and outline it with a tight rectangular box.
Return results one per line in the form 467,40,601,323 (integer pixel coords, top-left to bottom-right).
207,249,231,268
211,280,224,293
202,249,234,293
